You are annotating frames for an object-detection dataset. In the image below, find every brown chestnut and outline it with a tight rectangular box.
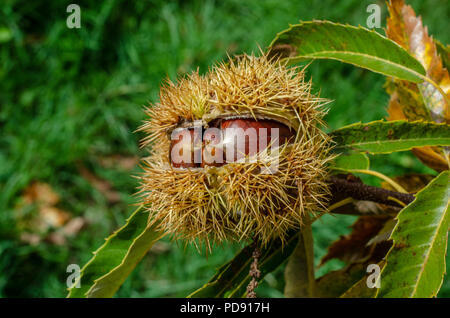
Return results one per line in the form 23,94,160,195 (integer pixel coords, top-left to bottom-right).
170,118,295,168
220,118,295,163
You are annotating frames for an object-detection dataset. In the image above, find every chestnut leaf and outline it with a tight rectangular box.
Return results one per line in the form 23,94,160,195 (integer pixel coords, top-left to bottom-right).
377,171,450,298
268,20,426,83
329,120,450,155
67,206,164,298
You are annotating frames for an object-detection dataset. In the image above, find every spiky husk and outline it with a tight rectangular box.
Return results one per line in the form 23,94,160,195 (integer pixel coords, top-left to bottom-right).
138,53,333,249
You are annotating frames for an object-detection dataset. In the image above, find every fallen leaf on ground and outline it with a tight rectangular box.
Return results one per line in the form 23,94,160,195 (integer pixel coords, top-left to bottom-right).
17,181,84,245
98,155,139,170
22,181,60,206
77,164,121,203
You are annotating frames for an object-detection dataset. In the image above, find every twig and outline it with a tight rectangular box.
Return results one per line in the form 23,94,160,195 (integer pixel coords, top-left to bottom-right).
246,243,261,298
328,176,415,208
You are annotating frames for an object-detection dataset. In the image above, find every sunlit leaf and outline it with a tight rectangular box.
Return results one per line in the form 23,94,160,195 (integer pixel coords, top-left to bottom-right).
377,171,450,298
331,153,370,172
269,20,426,82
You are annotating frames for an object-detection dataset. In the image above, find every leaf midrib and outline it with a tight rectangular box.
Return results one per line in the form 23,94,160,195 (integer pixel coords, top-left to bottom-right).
295,50,425,81
337,136,450,149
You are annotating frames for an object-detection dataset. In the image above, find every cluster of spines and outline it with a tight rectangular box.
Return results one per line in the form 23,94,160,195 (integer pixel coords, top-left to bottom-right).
138,53,333,250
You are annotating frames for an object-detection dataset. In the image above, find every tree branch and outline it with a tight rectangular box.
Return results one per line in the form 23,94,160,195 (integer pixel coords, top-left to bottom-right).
328,175,415,209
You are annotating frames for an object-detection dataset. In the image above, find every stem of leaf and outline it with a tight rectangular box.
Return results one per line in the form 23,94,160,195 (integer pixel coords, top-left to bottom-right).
328,176,415,208
328,197,354,212
350,169,408,193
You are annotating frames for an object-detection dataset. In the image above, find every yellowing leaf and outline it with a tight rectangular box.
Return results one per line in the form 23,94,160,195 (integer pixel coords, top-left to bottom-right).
385,0,450,171
410,147,449,172
387,0,450,122
386,80,448,172
436,42,450,72
386,81,431,121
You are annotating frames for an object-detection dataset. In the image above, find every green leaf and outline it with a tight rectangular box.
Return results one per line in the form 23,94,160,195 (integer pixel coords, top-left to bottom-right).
0,27,12,44
188,231,299,298
331,152,370,172
268,21,426,83
330,120,450,154
377,171,450,298
284,219,315,297
67,206,164,298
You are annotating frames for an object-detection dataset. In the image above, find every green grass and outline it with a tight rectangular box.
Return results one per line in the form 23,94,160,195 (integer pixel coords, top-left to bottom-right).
0,0,448,298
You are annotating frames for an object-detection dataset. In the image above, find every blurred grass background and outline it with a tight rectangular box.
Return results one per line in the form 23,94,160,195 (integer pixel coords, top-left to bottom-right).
0,0,448,298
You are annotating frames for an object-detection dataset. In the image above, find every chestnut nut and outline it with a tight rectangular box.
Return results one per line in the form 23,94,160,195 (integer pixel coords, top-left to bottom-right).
169,118,295,168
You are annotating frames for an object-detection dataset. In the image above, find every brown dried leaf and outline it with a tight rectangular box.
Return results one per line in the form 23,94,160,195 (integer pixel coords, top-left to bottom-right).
18,181,78,245
20,233,41,245
98,155,139,171
61,217,87,237
23,182,60,206
365,173,435,248
20,182,70,231
319,215,391,266
77,164,121,203
39,206,71,228
46,217,87,245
